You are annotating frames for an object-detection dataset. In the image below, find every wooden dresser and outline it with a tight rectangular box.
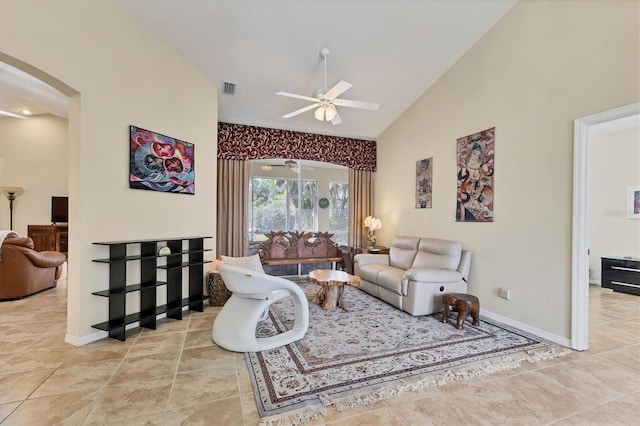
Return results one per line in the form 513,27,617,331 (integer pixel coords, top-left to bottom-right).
27,224,68,257
601,257,640,296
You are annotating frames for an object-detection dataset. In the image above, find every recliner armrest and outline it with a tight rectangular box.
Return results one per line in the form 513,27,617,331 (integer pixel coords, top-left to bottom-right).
404,267,462,283
354,253,389,267
23,250,67,268
457,250,472,282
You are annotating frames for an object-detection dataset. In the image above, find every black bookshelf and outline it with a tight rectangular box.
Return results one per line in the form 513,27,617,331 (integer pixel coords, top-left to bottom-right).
92,237,212,341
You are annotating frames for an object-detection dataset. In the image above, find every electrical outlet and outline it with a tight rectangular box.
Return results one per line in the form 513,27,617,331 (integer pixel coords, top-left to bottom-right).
499,287,511,300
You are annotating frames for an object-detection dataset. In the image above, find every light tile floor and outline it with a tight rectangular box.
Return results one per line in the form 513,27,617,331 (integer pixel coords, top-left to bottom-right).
0,280,638,425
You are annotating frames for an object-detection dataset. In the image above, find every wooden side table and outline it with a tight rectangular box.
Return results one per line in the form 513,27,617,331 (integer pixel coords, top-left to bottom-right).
362,246,389,254
207,271,232,306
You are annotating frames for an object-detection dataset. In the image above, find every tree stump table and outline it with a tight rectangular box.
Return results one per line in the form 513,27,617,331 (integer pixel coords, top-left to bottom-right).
308,269,362,311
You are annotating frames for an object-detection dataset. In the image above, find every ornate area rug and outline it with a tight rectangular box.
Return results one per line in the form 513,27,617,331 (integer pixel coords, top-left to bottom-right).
247,281,571,425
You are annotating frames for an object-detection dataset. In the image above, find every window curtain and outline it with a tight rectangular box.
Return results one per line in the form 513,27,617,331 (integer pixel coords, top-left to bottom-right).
216,158,249,257
348,168,373,250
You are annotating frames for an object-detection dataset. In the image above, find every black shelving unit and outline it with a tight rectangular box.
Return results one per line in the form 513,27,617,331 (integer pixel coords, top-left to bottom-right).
92,236,212,341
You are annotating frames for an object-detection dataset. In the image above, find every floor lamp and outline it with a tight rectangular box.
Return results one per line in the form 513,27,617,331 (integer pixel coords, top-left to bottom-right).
1,186,23,230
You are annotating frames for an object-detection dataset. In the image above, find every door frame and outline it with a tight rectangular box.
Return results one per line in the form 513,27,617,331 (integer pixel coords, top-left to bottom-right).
571,102,640,350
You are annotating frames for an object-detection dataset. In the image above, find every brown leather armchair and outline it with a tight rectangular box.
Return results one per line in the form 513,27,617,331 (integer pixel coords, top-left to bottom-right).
0,236,67,300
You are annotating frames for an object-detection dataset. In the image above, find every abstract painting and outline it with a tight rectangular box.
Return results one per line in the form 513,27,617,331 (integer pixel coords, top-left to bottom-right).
416,158,433,208
456,127,494,222
129,126,195,194
628,186,640,219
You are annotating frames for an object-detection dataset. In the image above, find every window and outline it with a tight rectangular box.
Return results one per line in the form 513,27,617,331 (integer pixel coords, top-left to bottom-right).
249,177,318,241
328,182,349,245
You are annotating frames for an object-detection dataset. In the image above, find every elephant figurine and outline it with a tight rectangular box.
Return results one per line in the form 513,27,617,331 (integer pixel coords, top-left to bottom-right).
441,293,480,330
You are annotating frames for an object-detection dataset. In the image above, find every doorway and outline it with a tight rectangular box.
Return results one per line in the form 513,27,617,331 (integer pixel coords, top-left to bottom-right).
0,51,80,344
571,102,640,350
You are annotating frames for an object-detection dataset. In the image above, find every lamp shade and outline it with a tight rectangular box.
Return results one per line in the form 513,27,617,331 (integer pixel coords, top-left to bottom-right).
0,186,23,195
314,106,325,121
363,215,382,231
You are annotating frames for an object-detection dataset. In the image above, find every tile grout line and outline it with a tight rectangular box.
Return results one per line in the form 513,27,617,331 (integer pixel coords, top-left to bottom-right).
79,327,144,425
160,314,191,424
546,389,640,425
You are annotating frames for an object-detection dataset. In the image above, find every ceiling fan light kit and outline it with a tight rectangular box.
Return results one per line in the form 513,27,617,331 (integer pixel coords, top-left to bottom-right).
315,103,337,121
277,48,379,125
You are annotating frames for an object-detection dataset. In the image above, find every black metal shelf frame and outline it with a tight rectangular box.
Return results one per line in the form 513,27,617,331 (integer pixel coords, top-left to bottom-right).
91,237,212,341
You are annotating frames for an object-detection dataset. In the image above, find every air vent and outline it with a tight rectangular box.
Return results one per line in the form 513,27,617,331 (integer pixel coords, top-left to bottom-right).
223,81,236,95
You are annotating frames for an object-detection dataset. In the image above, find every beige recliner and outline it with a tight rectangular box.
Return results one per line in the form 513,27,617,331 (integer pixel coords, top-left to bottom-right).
354,236,472,316
0,236,67,300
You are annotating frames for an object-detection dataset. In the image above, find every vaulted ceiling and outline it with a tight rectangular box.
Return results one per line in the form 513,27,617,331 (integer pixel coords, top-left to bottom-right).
1,0,518,140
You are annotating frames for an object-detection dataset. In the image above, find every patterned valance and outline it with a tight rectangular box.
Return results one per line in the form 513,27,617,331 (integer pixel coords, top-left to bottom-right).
218,122,377,171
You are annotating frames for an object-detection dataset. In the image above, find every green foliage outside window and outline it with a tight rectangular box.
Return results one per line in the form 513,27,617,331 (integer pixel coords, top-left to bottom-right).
249,177,317,241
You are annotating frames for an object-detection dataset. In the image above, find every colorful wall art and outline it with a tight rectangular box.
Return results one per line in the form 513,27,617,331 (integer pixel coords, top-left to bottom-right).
130,126,195,194
628,186,640,219
456,127,494,222
416,158,433,208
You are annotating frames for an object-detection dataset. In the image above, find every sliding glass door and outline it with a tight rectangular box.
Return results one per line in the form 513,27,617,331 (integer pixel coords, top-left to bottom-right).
248,159,348,245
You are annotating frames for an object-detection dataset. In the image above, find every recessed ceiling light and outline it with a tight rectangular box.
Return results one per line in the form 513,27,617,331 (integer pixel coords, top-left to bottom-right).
0,110,28,119
21,109,31,115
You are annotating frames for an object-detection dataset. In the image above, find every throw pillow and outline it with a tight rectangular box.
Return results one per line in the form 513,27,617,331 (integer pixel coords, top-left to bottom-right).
220,254,265,274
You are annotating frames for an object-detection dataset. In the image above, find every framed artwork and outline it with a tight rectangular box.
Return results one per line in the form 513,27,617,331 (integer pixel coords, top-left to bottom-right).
456,127,494,222
628,186,640,219
129,125,195,194
415,158,433,208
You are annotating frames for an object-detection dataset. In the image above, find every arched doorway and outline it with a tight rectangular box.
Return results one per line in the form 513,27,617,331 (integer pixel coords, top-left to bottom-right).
0,51,81,345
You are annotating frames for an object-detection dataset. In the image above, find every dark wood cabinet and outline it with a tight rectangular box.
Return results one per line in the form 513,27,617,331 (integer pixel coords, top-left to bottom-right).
601,257,640,296
27,224,68,257
92,236,212,341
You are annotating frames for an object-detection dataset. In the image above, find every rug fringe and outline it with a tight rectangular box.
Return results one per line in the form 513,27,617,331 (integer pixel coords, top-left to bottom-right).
332,346,574,412
259,406,327,426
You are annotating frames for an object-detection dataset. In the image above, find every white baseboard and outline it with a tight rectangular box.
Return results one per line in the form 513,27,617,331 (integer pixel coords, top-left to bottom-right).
66,304,204,346
65,331,107,346
589,279,601,285
481,309,571,348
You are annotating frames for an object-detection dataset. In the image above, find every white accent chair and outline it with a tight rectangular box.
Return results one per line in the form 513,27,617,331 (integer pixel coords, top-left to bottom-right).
212,263,309,352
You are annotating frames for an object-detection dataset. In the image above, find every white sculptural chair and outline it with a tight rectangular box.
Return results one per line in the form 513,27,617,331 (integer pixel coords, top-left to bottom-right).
212,263,309,352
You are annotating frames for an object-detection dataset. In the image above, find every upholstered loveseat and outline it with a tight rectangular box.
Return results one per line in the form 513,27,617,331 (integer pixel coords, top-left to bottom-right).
354,236,472,316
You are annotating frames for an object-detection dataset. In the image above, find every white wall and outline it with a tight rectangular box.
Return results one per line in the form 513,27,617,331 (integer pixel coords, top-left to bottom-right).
0,114,69,235
376,0,639,340
589,126,640,283
1,1,218,344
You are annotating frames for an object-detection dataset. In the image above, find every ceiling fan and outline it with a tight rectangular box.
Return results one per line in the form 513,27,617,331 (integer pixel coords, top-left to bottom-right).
276,48,379,125
261,159,315,173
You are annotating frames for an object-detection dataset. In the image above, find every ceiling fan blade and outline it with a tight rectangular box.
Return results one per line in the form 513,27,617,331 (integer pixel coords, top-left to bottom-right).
290,166,316,173
331,110,342,125
323,80,352,100
282,103,321,118
332,98,380,110
276,92,319,102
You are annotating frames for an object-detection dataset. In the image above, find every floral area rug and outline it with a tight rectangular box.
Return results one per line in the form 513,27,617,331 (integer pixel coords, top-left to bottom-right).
247,281,571,425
